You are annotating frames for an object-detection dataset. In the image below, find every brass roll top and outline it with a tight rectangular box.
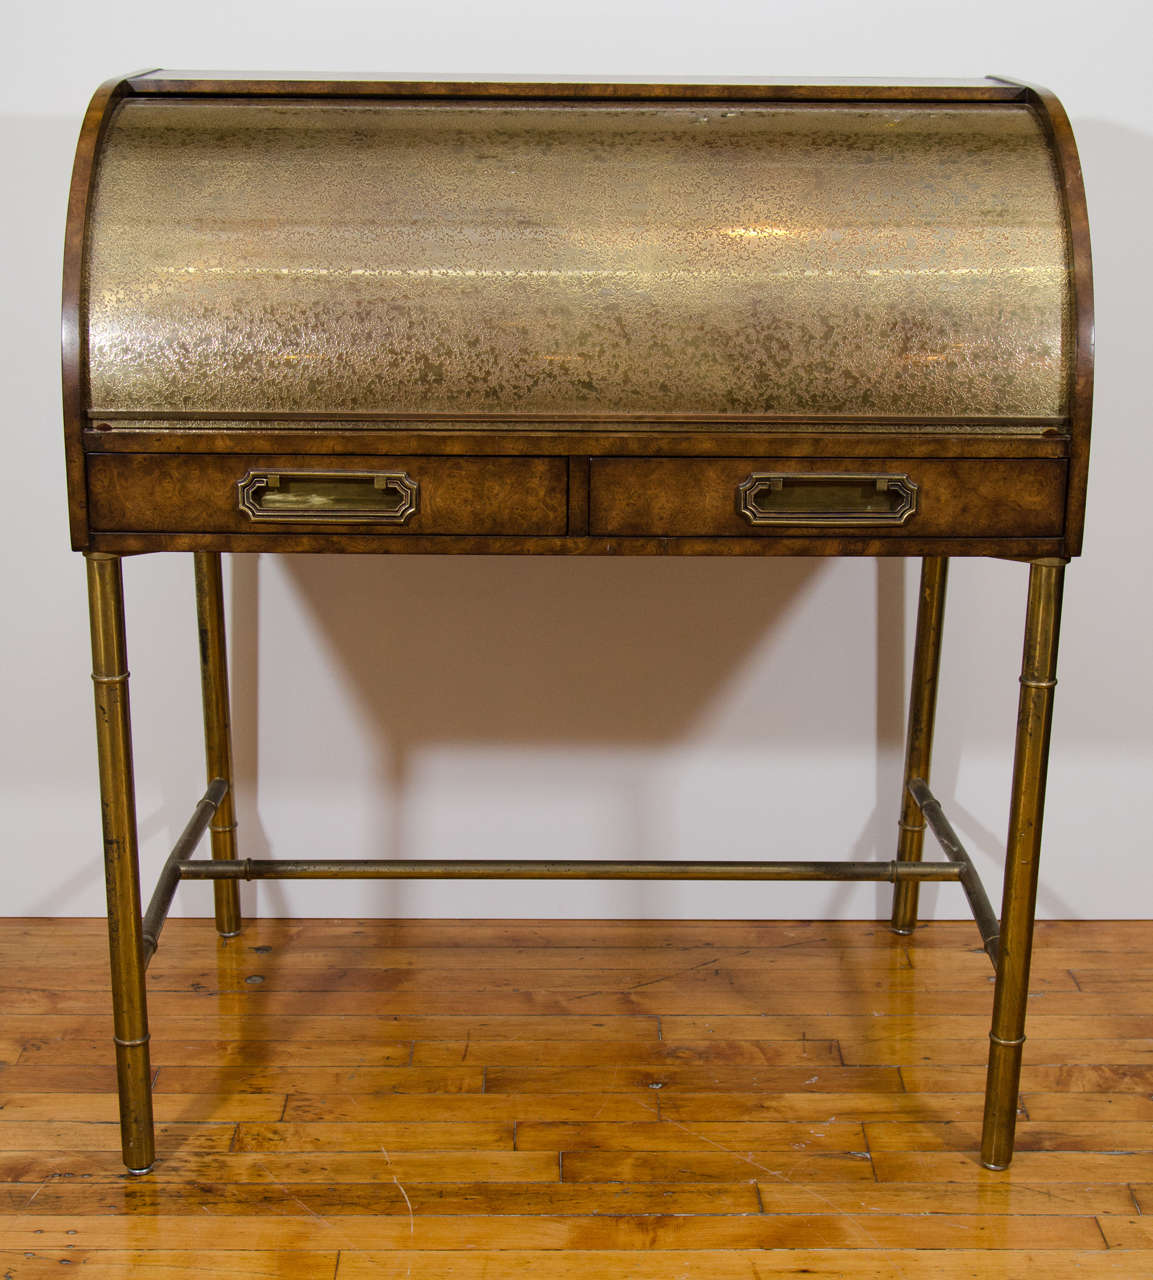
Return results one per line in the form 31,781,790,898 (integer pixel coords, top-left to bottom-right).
74,81,1080,424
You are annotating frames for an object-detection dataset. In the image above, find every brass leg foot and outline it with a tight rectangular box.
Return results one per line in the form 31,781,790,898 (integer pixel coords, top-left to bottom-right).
86,553,155,1174
891,557,948,935
195,552,242,937
980,559,1066,1170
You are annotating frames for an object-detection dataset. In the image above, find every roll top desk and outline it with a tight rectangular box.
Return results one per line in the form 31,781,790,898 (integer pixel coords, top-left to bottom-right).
62,71,1092,1173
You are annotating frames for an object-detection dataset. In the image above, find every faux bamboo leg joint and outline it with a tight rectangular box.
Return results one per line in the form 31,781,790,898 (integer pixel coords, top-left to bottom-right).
114,1033,151,1049
91,671,130,684
989,1032,1026,1048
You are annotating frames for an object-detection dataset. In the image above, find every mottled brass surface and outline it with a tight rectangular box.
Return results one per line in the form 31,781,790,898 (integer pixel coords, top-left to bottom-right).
85,100,1071,420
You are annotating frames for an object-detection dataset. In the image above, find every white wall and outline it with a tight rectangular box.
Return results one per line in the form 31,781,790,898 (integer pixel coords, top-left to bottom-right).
2,0,1150,920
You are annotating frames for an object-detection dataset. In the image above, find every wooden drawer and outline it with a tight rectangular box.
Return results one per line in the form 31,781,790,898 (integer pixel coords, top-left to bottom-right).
87,454,568,536
589,457,1067,539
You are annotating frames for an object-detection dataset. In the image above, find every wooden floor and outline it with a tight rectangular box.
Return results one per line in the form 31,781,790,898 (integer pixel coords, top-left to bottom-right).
1,918,1152,1277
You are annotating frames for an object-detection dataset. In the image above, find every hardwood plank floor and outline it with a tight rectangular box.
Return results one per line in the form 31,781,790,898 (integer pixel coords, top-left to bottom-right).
0,917,1148,1277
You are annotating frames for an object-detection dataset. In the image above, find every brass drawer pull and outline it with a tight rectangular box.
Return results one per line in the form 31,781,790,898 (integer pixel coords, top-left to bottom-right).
237,470,419,524
737,472,918,526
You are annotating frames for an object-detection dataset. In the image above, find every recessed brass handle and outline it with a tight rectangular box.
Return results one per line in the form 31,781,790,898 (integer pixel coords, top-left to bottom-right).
237,470,419,524
737,472,918,526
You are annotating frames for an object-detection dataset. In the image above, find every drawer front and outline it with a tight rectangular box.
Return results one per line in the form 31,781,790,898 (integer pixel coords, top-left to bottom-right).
87,454,568,536
589,458,1066,539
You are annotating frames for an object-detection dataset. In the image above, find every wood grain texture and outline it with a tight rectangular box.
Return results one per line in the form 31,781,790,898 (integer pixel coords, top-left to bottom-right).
0,917,1147,1278
84,422,1070,458
88,529,1070,559
86,453,568,536
82,445,1070,555
126,73,1030,101
590,456,1066,538
8,1251,1152,1280
60,72,143,550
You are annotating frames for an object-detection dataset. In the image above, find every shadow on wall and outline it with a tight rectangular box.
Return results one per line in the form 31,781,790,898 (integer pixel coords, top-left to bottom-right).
228,552,909,918
1048,118,1153,731
285,555,830,746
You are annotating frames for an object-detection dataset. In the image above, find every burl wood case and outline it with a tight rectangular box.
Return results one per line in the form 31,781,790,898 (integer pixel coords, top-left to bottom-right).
64,73,1091,560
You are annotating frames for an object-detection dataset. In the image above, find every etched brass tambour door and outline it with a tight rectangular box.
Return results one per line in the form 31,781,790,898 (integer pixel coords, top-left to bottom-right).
84,98,1071,419
62,73,1091,1175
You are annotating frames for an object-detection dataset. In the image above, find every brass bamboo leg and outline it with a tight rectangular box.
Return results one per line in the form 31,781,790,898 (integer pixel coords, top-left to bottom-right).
980,558,1067,1170
194,551,242,937
891,557,949,934
85,552,155,1174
